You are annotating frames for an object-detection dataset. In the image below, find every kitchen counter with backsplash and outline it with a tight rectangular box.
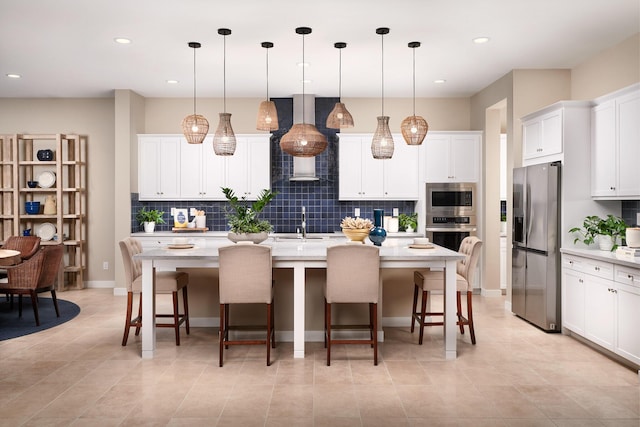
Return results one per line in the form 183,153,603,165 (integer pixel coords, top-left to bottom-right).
560,246,640,269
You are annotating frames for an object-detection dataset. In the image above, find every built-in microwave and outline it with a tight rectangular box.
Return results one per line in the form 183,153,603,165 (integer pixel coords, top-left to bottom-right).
425,182,476,216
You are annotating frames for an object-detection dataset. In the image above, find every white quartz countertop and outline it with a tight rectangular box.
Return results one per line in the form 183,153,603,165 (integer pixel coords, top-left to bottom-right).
560,247,640,269
131,231,425,239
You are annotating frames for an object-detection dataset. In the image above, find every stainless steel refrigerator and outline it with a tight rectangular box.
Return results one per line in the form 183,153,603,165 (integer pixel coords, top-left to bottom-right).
512,161,561,332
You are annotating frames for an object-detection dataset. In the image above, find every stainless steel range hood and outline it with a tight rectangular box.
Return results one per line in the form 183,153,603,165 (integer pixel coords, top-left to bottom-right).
290,94,319,181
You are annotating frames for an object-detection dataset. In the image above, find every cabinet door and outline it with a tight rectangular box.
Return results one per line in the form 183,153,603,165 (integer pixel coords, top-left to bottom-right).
138,136,180,200
180,138,204,199
584,275,615,350
616,91,640,197
616,282,640,365
339,136,365,199
245,136,271,200
522,119,541,160
201,137,226,200
383,140,419,199
450,134,479,182
424,135,451,182
562,268,585,335
591,101,617,197
225,138,250,197
540,110,562,157
360,145,384,199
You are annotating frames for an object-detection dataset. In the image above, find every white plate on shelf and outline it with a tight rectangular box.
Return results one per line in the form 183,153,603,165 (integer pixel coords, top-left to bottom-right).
37,171,56,188
37,222,56,241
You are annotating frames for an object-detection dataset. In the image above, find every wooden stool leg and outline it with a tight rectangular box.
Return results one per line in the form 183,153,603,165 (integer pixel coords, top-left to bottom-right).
183,286,190,334
457,291,465,335
266,302,272,366
467,291,476,345
419,290,428,345
219,303,225,367
135,293,142,336
372,302,378,366
30,290,40,326
172,291,180,346
326,301,332,366
271,297,276,348
50,289,60,317
122,292,133,346
411,283,419,333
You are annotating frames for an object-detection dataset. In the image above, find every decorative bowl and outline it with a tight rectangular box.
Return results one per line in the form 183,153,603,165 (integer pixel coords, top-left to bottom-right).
27,181,38,188
25,201,40,215
227,231,268,244
342,228,371,243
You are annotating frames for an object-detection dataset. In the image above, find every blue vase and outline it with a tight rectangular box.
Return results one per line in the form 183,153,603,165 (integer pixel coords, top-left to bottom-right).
369,209,387,246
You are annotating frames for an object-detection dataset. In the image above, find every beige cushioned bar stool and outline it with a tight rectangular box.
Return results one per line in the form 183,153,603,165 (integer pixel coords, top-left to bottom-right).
218,243,275,367
411,236,482,345
325,244,380,366
119,237,190,346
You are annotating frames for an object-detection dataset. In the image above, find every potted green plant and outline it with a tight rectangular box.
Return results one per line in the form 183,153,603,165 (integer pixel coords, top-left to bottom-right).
569,214,627,251
398,213,418,233
222,187,277,243
136,207,166,233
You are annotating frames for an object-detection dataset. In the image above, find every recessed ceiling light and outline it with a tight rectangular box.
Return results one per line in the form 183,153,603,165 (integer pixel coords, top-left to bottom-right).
6,73,21,79
473,37,490,44
114,37,132,44
297,62,309,67
166,79,179,84
434,79,446,84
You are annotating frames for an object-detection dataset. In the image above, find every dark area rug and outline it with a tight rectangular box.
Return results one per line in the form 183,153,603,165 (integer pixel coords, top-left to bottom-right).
0,296,80,340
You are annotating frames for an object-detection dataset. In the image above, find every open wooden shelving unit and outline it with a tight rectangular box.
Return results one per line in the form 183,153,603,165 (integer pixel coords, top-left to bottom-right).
0,134,86,290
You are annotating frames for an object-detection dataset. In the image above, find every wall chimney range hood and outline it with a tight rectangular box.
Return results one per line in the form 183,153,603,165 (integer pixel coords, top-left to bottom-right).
289,94,320,181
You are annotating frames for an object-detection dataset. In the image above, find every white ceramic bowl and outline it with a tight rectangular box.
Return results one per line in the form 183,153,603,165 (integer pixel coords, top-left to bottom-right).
173,237,189,245
413,237,430,245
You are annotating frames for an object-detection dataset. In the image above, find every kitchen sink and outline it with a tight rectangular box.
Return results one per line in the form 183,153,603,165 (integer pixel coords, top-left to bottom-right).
271,232,342,241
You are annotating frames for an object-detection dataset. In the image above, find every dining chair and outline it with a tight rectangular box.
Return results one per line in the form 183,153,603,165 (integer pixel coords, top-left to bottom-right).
325,244,380,366
1,236,41,260
119,237,190,346
411,236,483,345
218,243,275,367
0,245,63,326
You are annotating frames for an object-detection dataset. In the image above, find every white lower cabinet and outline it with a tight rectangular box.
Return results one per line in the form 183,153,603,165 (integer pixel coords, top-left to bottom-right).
562,253,640,366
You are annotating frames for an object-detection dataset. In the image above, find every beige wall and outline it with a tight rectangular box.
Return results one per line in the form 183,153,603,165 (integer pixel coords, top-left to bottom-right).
572,33,640,100
0,98,116,283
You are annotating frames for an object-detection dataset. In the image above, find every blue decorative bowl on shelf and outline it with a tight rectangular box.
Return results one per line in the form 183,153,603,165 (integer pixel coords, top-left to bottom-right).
25,201,40,215
27,181,38,188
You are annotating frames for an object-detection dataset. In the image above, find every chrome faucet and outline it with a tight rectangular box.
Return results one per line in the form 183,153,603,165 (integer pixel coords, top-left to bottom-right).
301,206,307,240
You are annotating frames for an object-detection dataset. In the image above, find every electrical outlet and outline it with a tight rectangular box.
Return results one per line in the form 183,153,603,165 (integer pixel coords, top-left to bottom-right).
170,207,175,216
354,208,360,217
190,207,196,216
637,213,640,226
103,261,108,270
393,208,399,217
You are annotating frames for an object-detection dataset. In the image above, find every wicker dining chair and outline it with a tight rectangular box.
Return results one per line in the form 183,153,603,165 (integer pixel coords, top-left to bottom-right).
0,245,63,326
1,236,41,260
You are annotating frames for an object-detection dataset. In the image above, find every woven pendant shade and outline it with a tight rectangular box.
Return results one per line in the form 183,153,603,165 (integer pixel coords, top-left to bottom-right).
371,116,394,159
256,42,279,131
214,28,236,155
280,123,327,157
401,41,428,145
182,41,208,144
256,100,279,131
181,114,209,144
326,102,354,129
401,115,428,145
213,112,236,156
326,42,354,129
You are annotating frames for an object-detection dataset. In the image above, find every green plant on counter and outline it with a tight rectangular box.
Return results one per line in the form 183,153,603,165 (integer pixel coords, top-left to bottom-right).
222,187,277,234
136,207,166,224
398,212,418,232
501,213,507,222
569,214,627,251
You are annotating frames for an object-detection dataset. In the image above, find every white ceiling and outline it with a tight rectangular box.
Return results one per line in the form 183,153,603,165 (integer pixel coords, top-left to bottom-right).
0,0,638,99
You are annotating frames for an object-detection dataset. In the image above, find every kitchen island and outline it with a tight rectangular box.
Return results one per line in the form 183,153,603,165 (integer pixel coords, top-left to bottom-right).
135,237,464,360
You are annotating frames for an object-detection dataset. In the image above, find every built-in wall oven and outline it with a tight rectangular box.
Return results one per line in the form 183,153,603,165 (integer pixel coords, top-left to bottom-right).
425,182,477,251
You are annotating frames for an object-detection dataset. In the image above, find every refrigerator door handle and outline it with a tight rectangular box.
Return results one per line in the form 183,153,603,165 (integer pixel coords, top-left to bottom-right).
526,182,533,243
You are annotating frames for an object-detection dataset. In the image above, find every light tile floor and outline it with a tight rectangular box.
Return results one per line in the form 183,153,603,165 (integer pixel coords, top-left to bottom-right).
0,289,638,426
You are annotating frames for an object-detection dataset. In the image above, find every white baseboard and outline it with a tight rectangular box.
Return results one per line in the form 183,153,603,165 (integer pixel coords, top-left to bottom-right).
113,287,127,296
481,288,503,297
85,281,116,289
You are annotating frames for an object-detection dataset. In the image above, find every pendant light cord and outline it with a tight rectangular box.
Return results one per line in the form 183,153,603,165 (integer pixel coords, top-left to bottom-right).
338,48,342,99
301,32,306,124
381,32,384,117
412,46,416,116
193,47,197,116
265,47,270,101
223,33,227,113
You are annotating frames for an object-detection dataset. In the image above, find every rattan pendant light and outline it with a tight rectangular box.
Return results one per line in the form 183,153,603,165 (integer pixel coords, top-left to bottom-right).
401,41,428,145
181,42,209,144
256,42,279,131
280,27,327,157
371,27,394,159
326,42,354,129
213,28,236,156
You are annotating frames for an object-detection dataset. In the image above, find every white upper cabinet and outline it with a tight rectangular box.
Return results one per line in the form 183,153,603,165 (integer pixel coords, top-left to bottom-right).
338,134,419,200
138,136,181,200
424,132,480,183
591,85,640,199
138,134,271,201
523,109,563,161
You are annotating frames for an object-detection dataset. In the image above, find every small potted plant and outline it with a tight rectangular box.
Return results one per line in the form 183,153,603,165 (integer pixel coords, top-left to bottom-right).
398,213,418,233
222,187,277,243
569,214,627,251
136,207,166,233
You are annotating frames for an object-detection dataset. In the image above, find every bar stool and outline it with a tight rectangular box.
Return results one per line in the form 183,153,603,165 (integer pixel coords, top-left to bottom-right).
411,236,482,345
218,243,275,367
325,244,380,366
119,237,190,346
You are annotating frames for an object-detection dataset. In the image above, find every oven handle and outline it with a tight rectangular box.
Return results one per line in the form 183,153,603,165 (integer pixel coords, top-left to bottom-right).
425,227,477,232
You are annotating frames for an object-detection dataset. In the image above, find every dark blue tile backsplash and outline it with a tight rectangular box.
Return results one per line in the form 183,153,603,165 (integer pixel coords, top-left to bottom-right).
622,200,640,227
131,97,416,233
